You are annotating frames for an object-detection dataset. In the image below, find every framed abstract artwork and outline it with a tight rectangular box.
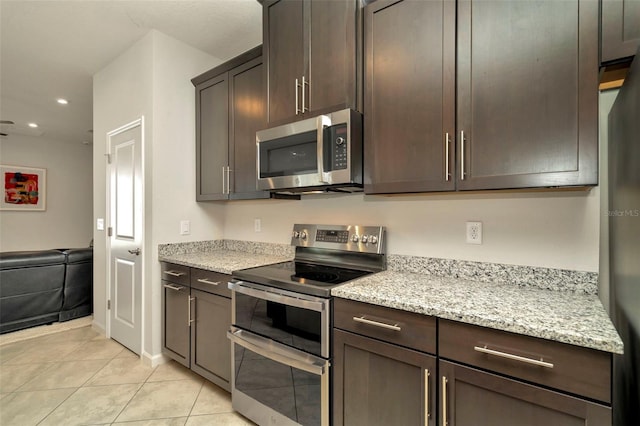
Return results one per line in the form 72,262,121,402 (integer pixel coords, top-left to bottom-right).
0,165,46,211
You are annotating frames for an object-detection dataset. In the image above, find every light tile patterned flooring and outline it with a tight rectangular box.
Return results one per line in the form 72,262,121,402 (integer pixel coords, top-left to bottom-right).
0,325,254,425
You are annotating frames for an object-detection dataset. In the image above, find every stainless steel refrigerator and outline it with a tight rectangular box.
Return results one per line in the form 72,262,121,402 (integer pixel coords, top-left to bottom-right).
608,50,640,425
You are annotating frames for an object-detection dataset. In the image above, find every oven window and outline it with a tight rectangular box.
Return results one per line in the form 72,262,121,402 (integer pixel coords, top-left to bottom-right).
259,130,318,178
235,345,321,426
235,293,322,357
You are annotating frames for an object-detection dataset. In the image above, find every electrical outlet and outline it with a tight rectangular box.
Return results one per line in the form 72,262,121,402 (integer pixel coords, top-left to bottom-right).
466,221,482,244
180,220,190,235
254,218,261,233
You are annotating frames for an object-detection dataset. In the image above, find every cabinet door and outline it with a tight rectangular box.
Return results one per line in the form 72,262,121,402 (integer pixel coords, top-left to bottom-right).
196,74,229,200
264,0,305,124
162,280,190,367
439,360,611,426
333,329,436,426
364,0,456,194
601,0,640,63
307,0,358,114
229,56,270,200
457,0,598,190
190,288,231,391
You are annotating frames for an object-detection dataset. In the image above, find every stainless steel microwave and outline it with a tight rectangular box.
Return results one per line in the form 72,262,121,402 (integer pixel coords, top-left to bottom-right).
256,109,363,193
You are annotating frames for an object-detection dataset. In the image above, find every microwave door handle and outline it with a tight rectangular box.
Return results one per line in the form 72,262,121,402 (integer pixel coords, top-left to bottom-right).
317,115,332,184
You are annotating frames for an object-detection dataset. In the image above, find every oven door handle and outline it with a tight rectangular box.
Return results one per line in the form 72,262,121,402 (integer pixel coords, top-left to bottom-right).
228,280,326,313
227,327,328,376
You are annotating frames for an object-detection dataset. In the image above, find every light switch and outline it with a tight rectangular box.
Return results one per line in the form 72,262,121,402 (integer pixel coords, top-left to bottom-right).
97,218,104,231
180,220,190,235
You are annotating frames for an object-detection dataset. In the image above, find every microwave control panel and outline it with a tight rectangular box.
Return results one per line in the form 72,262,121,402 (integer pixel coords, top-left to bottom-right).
328,124,348,170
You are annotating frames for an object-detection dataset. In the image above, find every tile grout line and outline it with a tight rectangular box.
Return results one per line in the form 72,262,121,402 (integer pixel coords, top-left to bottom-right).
186,379,207,421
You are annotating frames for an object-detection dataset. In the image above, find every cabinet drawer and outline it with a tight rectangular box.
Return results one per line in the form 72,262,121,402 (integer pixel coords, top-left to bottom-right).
439,319,611,403
191,268,231,298
334,298,436,354
161,263,190,286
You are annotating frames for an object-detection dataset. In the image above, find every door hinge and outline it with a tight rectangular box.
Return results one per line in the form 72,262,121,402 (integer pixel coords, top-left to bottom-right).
107,300,111,310
107,227,113,237
105,153,111,164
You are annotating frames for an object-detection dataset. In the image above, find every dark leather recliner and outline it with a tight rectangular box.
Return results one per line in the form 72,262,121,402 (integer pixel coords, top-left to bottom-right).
58,248,93,322
0,250,66,334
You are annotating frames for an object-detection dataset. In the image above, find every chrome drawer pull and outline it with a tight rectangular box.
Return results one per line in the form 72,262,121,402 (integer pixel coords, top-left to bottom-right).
352,316,401,331
474,345,554,368
163,283,184,291
163,270,186,277
197,278,220,286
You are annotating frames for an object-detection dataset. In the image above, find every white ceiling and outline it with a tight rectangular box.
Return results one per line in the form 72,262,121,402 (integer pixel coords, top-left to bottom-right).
0,0,262,144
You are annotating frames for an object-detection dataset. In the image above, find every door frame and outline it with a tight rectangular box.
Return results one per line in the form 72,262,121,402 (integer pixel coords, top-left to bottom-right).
105,117,146,356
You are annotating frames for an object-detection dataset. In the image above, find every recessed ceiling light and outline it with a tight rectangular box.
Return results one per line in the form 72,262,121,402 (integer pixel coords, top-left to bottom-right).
57,98,69,105
28,123,38,128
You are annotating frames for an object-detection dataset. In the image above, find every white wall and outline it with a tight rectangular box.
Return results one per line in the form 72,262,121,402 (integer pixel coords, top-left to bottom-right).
224,189,600,272
148,31,226,356
93,30,225,360
93,32,155,336
598,89,620,313
0,135,92,251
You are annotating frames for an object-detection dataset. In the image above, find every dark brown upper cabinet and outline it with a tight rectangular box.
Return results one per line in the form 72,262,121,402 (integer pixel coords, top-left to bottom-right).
601,0,640,64
364,0,456,194
193,47,270,201
364,0,598,194
263,0,361,126
457,0,598,190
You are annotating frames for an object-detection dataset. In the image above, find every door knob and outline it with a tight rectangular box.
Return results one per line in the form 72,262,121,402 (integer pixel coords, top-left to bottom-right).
128,248,141,256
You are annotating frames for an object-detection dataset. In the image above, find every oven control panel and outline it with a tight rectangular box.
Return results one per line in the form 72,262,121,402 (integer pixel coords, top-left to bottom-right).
291,224,385,254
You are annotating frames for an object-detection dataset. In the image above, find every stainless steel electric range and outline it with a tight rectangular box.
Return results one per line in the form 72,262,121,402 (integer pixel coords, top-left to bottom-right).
227,224,386,426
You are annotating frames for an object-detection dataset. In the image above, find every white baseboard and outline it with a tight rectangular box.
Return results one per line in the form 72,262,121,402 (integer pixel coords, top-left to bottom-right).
91,320,106,337
142,351,169,368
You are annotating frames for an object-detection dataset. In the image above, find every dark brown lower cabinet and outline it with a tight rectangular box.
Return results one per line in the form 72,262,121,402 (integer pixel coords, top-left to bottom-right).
190,288,231,391
160,262,231,391
333,329,436,426
162,279,190,367
439,360,611,426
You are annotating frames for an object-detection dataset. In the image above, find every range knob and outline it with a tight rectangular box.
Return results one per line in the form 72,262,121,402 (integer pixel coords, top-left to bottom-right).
351,234,359,243
361,235,368,243
369,235,378,245
335,137,345,145
300,231,308,240
292,231,300,239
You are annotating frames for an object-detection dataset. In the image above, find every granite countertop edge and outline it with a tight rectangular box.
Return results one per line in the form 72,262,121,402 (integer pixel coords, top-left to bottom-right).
158,250,292,275
332,271,624,355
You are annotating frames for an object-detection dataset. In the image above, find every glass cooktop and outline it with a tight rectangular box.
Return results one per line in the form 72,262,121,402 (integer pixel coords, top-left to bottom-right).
232,261,372,298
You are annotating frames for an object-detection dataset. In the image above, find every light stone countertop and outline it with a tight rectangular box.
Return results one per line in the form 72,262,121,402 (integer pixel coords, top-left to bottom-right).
158,240,294,275
158,250,292,275
332,270,623,354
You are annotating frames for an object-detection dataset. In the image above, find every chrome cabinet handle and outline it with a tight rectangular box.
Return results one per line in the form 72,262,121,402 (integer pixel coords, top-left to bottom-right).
225,166,231,194
163,270,186,277
222,166,226,194
442,376,448,426
460,130,465,181
445,132,451,181
163,283,184,291
197,278,220,286
352,316,401,331
302,75,308,113
128,248,141,256
424,369,430,424
474,345,554,368
295,78,301,115
188,296,195,326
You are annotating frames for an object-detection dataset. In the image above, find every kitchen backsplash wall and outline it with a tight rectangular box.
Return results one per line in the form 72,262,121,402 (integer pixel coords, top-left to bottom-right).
223,189,600,272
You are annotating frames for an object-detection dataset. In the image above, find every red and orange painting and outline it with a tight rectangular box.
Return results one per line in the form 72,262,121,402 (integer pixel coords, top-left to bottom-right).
0,165,46,211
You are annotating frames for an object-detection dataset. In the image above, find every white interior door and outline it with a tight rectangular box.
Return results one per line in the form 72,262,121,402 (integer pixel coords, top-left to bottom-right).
107,119,143,355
